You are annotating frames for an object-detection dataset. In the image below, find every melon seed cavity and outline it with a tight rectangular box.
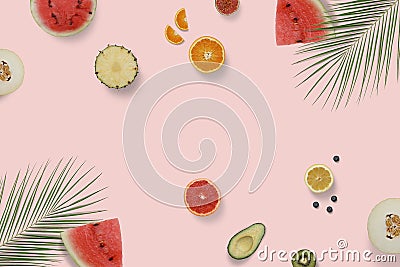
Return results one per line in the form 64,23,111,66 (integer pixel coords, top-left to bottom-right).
386,214,400,239
0,61,11,82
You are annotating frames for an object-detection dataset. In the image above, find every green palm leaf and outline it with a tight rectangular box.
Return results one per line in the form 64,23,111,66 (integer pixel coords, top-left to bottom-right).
0,158,107,266
295,0,399,109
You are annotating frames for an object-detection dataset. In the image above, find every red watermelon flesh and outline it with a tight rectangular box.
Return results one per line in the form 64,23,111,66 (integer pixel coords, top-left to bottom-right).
61,218,123,267
275,0,328,45
31,0,96,36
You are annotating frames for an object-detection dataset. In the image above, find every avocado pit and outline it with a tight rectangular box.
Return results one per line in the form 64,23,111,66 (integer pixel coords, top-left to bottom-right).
237,236,253,253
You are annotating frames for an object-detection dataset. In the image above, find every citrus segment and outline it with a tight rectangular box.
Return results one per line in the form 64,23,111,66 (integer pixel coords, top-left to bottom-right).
189,36,225,73
304,164,333,193
184,178,221,216
165,25,184,44
175,8,189,31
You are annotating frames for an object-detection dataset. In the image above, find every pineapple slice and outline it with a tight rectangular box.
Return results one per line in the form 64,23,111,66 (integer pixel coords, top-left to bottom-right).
95,45,138,89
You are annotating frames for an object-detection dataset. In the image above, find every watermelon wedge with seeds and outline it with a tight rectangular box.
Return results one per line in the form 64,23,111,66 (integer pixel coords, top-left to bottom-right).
275,0,328,45
61,218,123,267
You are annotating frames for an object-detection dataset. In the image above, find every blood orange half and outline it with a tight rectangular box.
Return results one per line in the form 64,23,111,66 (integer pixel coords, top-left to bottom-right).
184,178,221,216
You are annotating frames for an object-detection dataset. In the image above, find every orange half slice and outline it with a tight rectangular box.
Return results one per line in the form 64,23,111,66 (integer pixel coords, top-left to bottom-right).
165,25,184,45
175,8,189,31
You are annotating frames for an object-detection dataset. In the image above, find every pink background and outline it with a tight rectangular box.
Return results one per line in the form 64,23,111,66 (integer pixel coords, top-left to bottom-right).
1,0,400,266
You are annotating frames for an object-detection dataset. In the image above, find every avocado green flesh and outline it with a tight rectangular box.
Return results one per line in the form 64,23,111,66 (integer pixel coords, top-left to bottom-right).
227,223,265,260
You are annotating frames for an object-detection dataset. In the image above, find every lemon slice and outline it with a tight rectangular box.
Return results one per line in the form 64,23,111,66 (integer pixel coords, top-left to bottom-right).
304,164,334,193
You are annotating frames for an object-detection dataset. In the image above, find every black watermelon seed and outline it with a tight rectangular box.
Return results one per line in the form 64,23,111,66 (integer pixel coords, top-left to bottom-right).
331,195,338,202
109,257,114,261
333,155,340,162
313,201,319,208
286,3,291,7
327,206,333,213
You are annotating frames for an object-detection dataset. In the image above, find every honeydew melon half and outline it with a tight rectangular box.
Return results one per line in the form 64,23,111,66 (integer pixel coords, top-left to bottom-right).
368,198,400,254
0,49,24,96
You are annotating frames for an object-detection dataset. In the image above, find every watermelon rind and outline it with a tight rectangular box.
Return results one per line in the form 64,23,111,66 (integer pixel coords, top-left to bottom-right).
30,0,97,37
61,230,91,267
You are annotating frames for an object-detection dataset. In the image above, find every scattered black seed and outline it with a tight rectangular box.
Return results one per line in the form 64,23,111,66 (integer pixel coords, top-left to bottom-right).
99,242,105,248
286,3,291,7
327,206,333,213
7,77,11,81
89,11,93,14
387,235,393,239
51,13,59,24
95,71,99,74
93,223,99,226
48,0,53,8
333,155,340,162
313,201,319,208
331,195,338,202
109,257,114,261
296,40,303,43
293,17,298,23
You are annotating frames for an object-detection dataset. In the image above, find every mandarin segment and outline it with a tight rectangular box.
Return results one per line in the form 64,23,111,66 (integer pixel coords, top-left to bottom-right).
175,8,189,31
165,25,184,44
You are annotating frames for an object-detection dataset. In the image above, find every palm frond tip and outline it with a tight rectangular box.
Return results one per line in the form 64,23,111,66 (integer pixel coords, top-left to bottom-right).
295,0,399,109
0,158,106,266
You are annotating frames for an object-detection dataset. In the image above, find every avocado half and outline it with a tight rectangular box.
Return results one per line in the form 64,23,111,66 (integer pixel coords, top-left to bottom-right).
227,223,266,260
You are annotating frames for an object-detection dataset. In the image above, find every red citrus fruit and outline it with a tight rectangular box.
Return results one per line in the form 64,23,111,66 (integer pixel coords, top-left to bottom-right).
184,178,221,216
215,0,240,16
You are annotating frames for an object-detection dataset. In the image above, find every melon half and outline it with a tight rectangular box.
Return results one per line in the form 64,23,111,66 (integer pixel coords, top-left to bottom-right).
367,198,400,254
30,0,97,37
0,49,24,96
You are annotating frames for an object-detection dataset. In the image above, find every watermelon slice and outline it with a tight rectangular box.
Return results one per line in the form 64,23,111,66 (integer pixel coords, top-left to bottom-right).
275,0,328,45
30,0,97,37
61,218,123,267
